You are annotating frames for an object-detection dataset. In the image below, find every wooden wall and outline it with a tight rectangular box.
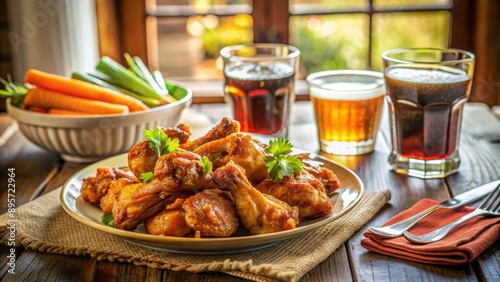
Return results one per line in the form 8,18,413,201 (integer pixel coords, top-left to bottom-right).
0,0,12,112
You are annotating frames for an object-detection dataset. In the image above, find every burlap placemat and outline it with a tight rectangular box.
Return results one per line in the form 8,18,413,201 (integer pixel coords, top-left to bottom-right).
1,188,390,282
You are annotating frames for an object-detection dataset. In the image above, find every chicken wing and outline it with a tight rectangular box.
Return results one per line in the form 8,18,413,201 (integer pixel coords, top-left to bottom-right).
81,167,138,204
113,149,215,230
297,153,341,195
181,117,240,151
111,180,191,230
194,133,268,184
255,170,333,218
182,189,239,237
145,198,192,237
153,149,216,192
212,161,299,235
128,124,192,178
100,178,135,214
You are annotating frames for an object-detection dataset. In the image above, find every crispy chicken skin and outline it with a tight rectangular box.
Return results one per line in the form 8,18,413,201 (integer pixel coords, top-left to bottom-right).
153,149,216,192
212,161,299,235
145,198,192,237
81,167,137,204
111,180,191,230
128,125,192,178
194,133,268,184
255,171,333,218
182,189,239,237
297,153,341,195
181,117,241,151
100,178,136,214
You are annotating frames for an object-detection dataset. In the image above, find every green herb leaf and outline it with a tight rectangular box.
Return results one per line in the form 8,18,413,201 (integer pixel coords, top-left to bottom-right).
164,137,180,154
144,127,179,157
101,214,116,227
265,138,303,182
267,138,294,156
199,156,213,174
139,171,154,183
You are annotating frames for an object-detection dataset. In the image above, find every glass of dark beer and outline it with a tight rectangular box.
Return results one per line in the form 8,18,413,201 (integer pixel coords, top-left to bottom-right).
382,48,475,178
220,44,300,138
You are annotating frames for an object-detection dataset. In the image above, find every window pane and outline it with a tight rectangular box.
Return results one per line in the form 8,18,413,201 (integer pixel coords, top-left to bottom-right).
373,0,450,9
371,11,450,70
289,0,368,12
154,0,252,80
290,14,369,78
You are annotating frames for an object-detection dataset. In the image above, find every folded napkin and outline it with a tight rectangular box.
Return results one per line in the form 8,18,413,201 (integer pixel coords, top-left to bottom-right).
361,198,500,265
1,188,390,282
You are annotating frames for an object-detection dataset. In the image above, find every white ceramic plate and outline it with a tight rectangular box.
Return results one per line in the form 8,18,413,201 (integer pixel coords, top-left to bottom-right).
60,152,363,254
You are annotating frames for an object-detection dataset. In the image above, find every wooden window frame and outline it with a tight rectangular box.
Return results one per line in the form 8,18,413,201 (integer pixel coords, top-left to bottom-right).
95,0,500,106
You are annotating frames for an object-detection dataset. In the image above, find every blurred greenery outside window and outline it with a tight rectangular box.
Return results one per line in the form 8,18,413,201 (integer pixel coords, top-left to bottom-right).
153,0,450,81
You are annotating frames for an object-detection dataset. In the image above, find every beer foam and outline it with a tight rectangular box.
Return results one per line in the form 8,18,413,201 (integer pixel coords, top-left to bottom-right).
309,81,385,101
226,62,294,80
386,67,470,84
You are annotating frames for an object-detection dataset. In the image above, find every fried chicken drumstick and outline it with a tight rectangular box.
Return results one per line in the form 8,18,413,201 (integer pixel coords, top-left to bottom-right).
128,124,192,179
181,117,241,151
182,189,239,237
255,170,333,218
194,133,269,184
212,161,299,235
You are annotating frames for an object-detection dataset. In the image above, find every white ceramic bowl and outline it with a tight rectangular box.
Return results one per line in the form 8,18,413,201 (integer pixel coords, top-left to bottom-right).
7,80,192,163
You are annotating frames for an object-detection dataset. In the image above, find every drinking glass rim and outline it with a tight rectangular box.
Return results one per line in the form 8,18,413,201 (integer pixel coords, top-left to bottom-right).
220,43,300,61
306,70,385,93
382,47,475,64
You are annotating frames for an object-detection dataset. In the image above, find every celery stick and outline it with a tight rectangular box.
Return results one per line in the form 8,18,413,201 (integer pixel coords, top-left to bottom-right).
74,72,161,107
153,70,170,96
132,56,166,96
124,53,148,81
96,56,164,101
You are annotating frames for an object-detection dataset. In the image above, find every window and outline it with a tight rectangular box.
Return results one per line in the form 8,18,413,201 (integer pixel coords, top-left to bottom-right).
95,0,500,105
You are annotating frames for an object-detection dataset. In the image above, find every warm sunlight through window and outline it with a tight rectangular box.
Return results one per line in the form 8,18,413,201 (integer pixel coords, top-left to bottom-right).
148,0,451,82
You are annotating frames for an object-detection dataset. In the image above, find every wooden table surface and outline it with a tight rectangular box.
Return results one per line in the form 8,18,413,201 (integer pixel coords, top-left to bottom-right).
1,101,499,282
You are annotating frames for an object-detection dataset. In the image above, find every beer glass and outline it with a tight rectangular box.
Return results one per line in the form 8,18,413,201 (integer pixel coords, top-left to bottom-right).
306,70,385,155
220,44,300,138
382,48,475,178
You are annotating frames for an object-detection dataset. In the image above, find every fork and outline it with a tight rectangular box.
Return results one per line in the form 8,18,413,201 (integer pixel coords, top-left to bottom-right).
403,184,500,244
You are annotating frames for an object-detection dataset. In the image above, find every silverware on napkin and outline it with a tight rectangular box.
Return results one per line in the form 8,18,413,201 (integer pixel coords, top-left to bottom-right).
403,183,500,244
368,180,500,238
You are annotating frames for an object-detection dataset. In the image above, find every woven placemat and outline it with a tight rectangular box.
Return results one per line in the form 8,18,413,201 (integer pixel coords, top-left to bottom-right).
1,188,390,282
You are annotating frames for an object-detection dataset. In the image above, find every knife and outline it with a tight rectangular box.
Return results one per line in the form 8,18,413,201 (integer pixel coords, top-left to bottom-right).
368,179,500,238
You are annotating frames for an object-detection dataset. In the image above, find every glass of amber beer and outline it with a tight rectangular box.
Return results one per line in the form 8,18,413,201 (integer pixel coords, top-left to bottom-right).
220,44,300,138
382,48,475,178
306,70,386,155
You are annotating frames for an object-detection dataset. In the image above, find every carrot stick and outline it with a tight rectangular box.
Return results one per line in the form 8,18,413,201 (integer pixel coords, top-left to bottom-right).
28,106,48,113
48,109,99,115
24,87,129,115
24,69,148,112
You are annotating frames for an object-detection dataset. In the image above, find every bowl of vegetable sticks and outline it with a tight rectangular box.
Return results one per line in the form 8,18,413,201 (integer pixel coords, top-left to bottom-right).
3,54,192,163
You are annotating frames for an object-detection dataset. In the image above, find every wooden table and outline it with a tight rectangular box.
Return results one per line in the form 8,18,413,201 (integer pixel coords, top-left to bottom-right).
1,101,499,281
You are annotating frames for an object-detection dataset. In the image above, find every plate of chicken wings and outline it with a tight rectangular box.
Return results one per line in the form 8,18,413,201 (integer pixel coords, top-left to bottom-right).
60,118,364,254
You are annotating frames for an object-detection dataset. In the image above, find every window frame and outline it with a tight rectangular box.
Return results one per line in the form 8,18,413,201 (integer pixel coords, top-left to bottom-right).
95,0,499,106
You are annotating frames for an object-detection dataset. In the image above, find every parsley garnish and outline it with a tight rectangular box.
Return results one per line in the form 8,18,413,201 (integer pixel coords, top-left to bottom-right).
139,171,154,183
144,127,179,157
199,156,213,174
101,214,116,227
265,138,303,182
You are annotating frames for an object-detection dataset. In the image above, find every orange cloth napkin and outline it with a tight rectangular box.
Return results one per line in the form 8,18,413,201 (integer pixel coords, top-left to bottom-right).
361,198,500,265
